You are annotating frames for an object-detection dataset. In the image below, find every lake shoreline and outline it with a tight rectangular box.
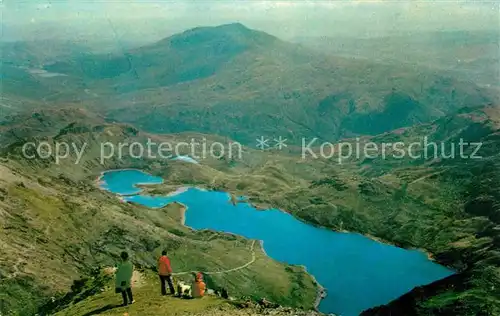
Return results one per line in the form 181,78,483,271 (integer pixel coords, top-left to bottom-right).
98,172,438,263
177,201,188,226
96,168,452,315
97,170,327,309
247,199,437,264
97,169,439,265
159,197,327,312
257,240,325,311
96,168,164,194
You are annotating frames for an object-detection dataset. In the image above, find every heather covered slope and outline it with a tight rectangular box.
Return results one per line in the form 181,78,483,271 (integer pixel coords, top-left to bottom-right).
40,23,497,143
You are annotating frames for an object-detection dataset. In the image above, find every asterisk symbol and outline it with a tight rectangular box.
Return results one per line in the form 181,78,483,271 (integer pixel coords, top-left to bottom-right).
273,136,287,150
256,136,270,150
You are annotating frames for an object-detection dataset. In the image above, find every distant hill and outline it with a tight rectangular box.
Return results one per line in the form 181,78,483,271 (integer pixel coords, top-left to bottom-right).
295,30,500,88
45,23,278,87
39,24,497,144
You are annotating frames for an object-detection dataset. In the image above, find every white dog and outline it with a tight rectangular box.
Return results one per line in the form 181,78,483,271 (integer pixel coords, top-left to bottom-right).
176,281,192,297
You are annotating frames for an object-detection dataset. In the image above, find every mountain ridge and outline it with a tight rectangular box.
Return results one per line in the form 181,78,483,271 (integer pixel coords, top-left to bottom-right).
5,23,498,144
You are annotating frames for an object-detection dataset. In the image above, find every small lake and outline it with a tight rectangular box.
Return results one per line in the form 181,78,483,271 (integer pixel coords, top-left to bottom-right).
100,169,454,316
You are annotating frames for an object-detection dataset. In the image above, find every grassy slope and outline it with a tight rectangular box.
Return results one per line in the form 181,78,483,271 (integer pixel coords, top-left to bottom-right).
52,270,322,316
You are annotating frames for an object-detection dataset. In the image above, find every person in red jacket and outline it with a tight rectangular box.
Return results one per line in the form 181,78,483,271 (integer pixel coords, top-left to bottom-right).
158,250,175,295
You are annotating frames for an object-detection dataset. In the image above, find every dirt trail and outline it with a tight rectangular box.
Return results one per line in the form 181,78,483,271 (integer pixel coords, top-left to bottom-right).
409,168,450,185
9,258,24,279
103,268,145,288
103,240,256,283
173,240,257,276
131,270,145,288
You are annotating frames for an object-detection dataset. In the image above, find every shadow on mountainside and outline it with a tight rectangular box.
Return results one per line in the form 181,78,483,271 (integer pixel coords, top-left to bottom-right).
81,304,122,316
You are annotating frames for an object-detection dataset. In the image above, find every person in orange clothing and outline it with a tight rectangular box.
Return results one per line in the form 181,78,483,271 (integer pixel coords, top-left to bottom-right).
191,272,206,298
158,250,175,295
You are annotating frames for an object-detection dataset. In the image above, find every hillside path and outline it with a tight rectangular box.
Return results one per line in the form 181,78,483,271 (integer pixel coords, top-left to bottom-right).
172,240,257,276
409,168,450,185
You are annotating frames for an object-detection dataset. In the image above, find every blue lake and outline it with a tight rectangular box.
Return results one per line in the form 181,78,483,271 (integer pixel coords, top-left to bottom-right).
99,169,164,195
100,169,454,316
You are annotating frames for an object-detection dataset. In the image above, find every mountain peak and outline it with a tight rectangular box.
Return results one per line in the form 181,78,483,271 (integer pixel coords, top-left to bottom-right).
188,22,251,34
215,22,250,31
164,22,277,49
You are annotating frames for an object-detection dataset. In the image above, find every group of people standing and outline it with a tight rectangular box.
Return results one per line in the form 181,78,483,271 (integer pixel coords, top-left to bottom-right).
114,250,207,306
